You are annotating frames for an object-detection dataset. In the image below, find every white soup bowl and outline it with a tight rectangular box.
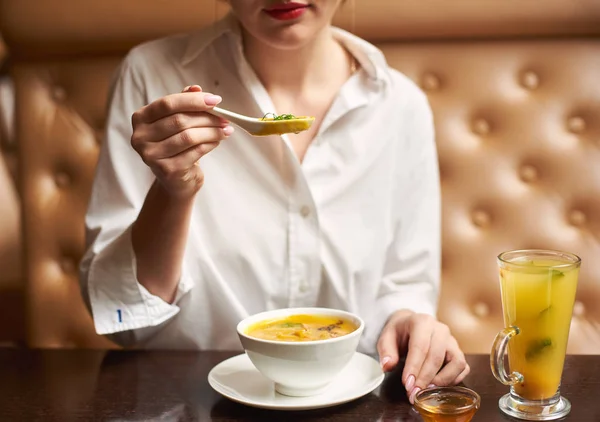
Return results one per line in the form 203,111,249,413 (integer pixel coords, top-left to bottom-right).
236,307,364,397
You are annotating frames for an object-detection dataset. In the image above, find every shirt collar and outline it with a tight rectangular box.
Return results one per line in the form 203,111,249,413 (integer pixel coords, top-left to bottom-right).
181,12,242,66
181,14,390,85
330,26,390,85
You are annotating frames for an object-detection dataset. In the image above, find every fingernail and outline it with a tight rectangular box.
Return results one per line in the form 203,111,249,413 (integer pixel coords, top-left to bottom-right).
427,384,436,388
380,356,391,369
405,374,415,392
409,387,421,404
204,94,222,106
222,125,234,136
183,85,191,92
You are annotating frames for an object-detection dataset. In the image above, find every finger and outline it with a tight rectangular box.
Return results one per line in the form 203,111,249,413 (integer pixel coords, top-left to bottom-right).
432,362,471,388
454,363,471,384
432,358,470,386
139,112,228,143
156,141,221,175
182,85,202,93
134,91,222,125
376,325,400,373
401,317,433,391
176,141,221,167
144,126,233,160
413,325,450,390
431,339,469,386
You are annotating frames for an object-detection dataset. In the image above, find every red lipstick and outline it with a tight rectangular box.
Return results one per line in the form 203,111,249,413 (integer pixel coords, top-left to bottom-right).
264,2,309,21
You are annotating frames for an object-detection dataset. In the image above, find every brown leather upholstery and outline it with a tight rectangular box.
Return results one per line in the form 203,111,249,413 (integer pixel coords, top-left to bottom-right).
0,33,24,347
0,150,22,348
1,0,599,352
382,40,600,353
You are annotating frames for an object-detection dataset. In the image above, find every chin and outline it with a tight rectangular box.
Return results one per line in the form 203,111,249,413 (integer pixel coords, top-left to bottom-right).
255,23,327,50
262,31,315,50
235,1,333,51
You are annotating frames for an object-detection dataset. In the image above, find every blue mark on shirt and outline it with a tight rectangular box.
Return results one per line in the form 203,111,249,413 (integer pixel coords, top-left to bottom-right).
117,309,122,323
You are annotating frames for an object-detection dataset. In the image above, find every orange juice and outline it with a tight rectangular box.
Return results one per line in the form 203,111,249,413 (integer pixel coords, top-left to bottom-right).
499,259,579,400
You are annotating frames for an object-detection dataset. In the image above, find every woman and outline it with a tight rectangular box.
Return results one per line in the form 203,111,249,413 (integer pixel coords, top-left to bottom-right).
80,0,469,403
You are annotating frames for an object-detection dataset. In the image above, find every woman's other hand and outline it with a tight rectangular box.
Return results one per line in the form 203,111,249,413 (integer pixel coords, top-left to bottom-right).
377,310,470,404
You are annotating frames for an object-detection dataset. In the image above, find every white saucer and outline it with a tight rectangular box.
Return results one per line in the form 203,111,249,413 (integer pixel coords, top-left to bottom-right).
208,352,384,411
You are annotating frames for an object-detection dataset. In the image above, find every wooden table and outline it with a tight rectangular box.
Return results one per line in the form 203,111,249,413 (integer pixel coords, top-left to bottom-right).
0,349,598,421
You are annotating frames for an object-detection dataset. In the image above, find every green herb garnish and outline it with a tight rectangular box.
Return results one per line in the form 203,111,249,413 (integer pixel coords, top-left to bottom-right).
278,322,304,328
261,112,298,121
526,337,552,360
551,269,564,280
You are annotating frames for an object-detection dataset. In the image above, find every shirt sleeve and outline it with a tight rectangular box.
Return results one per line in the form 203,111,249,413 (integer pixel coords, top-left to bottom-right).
79,51,194,347
361,89,441,352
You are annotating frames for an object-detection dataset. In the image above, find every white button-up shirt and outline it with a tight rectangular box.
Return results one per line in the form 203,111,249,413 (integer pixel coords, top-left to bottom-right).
79,14,441,354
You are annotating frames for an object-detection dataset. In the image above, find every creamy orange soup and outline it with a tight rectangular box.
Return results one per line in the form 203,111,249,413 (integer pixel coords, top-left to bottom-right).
245,314,358,342
254,117,314,136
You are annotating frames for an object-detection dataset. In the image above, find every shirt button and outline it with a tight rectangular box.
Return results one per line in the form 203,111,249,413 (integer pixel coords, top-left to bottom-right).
300,205,311,218
299,281,309,293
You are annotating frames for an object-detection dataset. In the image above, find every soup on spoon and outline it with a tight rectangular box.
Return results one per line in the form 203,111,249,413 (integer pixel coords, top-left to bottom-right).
207,106,315,137
255,113,314,136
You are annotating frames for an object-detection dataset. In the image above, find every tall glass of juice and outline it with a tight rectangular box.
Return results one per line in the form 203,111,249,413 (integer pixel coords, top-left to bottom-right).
490,249,580,420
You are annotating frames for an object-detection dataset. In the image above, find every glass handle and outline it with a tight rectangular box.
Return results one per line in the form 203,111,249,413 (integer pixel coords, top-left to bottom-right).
490,326,524,386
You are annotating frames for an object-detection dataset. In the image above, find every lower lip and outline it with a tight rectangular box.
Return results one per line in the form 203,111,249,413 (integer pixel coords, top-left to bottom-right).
264,6,308,21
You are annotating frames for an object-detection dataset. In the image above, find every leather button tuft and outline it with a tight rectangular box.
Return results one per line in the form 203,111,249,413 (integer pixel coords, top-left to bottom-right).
520,71,539,90
421,73,441,91
573,301,585,317
473,302,490,317
569,210,586,227
472,119,491,136
519,165,539,183
94,130,104,145
567,116,586,134
60,257,75,274
438,161,449,182
472,210,492,228
51,86,67,102
441,254,448,271
55,172,71,188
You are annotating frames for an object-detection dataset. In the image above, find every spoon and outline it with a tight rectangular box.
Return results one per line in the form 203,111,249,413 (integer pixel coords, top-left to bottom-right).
208,107,315,137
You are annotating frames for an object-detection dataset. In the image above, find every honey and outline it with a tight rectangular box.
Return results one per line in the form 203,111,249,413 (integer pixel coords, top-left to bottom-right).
413,387,480,422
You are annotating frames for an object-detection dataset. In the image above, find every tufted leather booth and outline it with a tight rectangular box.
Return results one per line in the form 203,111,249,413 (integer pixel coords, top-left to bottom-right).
1,0,599,353
0,32,24,347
